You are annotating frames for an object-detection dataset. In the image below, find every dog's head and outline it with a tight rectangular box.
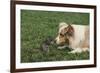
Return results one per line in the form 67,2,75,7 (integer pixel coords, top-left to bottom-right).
55,22,74,46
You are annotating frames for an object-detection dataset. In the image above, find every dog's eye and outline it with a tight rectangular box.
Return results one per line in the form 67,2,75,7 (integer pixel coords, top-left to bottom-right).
60,33,64,37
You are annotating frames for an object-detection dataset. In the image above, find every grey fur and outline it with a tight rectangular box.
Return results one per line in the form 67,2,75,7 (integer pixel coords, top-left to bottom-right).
40,36,54,53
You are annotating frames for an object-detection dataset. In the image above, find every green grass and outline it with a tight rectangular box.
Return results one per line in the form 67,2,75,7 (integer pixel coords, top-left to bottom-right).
21,10,90,63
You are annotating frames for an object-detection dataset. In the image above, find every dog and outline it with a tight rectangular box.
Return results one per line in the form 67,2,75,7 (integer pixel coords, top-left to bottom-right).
55,22,89,53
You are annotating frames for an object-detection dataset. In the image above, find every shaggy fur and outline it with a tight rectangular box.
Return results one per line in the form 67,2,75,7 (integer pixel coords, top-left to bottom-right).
55,22,89,53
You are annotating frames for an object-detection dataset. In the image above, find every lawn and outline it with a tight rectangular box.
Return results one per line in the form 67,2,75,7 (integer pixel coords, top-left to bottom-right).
21,10,90,63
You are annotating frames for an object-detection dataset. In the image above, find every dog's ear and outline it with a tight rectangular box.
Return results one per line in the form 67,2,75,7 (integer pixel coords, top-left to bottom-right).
65,25,74,36
59,22,68,28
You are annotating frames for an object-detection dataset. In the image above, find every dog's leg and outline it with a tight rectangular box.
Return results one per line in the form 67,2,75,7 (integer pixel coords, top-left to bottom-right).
68,48,89,53
58,46,67,49
68,48,82,53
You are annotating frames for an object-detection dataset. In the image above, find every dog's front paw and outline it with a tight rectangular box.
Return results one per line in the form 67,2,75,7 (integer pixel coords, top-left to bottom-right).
57,46,67,49
68,48,82,54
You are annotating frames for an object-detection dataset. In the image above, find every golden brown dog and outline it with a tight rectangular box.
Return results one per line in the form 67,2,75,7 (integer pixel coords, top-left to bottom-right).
55,22,89,53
